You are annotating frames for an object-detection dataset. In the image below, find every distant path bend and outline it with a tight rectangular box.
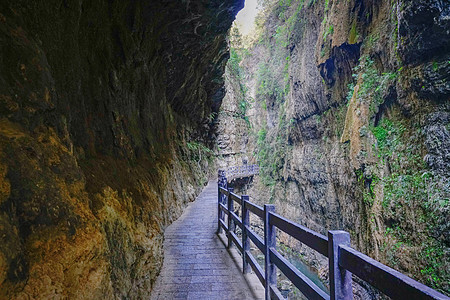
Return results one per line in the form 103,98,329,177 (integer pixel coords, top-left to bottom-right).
151,181,263,300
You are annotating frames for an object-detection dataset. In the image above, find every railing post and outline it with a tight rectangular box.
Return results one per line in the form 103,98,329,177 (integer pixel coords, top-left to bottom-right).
217,170,221,234
328,230,353,300
227,187,234,248
264,204,276,300
242,195,250,274
217,170,227,234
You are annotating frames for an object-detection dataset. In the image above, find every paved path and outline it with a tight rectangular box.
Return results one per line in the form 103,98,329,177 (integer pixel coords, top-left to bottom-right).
151,181,264,300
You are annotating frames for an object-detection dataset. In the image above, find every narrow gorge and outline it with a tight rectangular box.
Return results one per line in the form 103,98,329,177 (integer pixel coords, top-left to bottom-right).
0,0,448,299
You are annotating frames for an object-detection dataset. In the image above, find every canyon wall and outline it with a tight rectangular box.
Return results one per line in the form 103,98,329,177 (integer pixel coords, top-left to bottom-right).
216,33,252,170
0,0,242,298
219,0,449,296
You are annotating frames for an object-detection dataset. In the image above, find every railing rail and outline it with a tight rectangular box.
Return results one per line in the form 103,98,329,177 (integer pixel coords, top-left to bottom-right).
217,168,449,300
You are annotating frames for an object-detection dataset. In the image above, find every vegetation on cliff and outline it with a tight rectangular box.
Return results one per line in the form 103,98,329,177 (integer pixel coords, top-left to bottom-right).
220,0,449,296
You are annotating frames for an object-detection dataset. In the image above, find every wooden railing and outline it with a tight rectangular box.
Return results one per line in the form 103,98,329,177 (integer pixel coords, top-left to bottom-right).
217,169,449,300
224,164,259,180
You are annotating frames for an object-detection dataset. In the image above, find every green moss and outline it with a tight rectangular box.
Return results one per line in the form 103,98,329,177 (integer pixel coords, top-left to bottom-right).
274,25,289,48
368,116,449,293
346,82,355,104
255,110,288,187
432,61,438,72
383,221,449,292
419,243,446,289
186,141,213,161
352,56,398,118
228,47,242,76
323,24,334,41
371,119,405,158
227,30,252,126
324,0,329,13
349,21,358,44
262,100,267,110
256,62,286,102
257,127,267,144
356,169,379,206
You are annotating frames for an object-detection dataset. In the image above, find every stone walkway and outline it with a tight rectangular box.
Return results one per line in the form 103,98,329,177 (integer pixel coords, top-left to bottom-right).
151,181,264,300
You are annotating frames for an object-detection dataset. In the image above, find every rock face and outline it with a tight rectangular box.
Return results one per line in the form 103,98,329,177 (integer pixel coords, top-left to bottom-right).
0,0,242,298
219,0,449,296
215,45,252,170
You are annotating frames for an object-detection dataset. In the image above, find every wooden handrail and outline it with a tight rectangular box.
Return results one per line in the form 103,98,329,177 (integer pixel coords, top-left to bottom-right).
269,212,328,257
217,169,449,300
339,245,448,300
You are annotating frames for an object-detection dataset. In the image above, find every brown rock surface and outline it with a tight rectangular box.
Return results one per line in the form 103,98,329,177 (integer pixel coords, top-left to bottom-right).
0,0,243,298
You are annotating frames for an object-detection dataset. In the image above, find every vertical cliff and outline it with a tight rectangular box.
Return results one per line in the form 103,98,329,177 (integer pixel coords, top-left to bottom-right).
0,0,242,298
216,27,253,169
219,0,449,296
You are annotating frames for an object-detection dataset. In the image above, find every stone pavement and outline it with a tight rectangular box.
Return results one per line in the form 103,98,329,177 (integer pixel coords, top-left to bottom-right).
151,181,264,300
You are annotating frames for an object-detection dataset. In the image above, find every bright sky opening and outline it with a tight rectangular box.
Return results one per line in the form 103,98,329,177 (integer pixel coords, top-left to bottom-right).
235,0,260,36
